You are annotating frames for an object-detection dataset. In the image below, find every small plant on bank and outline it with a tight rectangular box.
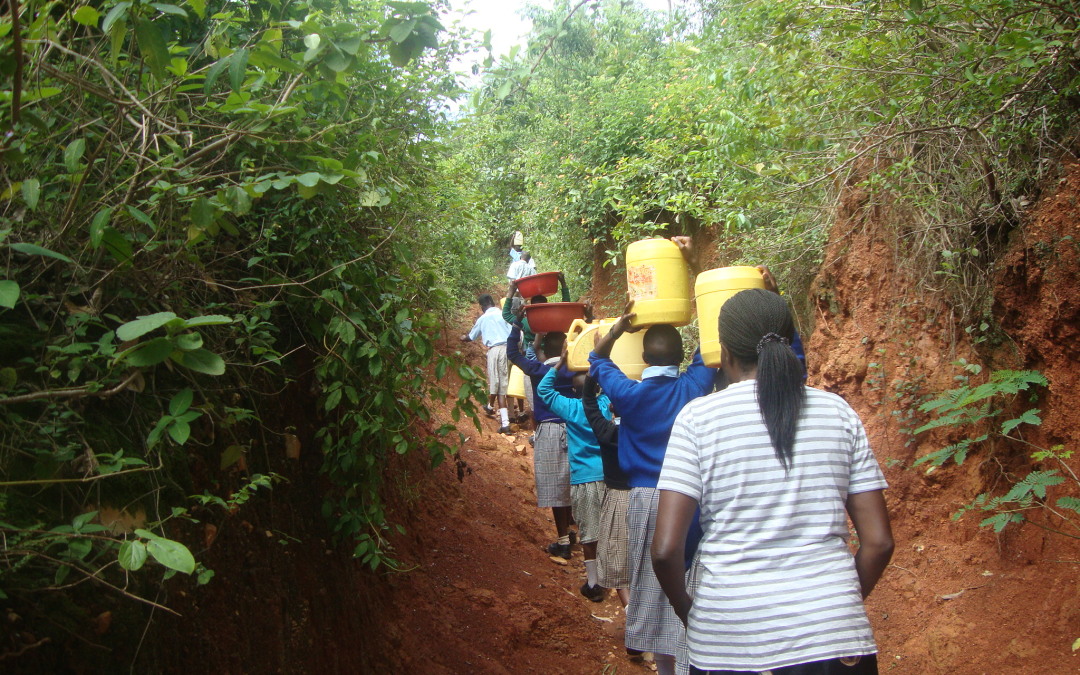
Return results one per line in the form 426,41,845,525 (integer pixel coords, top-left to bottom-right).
911,363,1079,539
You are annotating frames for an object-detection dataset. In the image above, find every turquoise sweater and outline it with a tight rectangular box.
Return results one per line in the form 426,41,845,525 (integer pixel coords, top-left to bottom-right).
537,368,609,485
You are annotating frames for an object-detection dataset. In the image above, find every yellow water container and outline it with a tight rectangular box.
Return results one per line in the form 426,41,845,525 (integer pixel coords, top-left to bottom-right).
508,365,526,399
565,318,647,379
695,266,766,367
566,319,601,372
626,238,692,328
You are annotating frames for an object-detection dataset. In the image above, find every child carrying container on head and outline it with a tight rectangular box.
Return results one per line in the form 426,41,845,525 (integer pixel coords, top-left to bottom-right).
538,356,611,602
507,322,579,558
588,236,716,675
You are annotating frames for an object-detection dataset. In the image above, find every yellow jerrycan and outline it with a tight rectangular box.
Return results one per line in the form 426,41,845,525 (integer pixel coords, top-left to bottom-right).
566,318,647,380
625,238,692,328
508,365,527,399
566,319,602,372
695,266,766,367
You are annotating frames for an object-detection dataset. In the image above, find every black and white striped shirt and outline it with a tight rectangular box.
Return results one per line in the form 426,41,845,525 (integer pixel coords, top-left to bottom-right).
659,380,888,671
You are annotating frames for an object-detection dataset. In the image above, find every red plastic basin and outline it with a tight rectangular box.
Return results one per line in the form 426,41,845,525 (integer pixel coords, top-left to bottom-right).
515,271,560,298
525,302,587,333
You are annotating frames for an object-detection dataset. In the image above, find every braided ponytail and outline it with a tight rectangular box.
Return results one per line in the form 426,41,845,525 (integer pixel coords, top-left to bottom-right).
718,288,805,470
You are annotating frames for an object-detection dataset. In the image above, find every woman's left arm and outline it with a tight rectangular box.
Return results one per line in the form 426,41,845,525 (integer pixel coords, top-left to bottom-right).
652,490,698,625
846,489,894,599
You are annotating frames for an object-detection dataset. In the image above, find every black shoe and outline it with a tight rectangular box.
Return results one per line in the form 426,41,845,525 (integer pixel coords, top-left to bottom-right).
568,530,578,547
483,405,495,416
497,425,512,434
580,582,606,602
546,542,571,559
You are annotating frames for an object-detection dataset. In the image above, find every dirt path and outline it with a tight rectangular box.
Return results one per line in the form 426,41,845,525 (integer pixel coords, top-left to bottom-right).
372,337,646,674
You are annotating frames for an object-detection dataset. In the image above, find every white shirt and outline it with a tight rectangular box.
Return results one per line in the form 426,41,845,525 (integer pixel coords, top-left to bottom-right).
507,258,536,281
659,380,887,671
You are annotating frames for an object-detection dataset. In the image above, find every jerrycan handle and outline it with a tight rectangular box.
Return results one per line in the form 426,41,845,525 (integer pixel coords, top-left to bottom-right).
566,318,589,343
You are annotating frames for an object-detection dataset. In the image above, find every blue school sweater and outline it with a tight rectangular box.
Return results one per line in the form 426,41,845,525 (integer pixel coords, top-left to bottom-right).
588,349,715,488
537,368,609,485
506,325,575,424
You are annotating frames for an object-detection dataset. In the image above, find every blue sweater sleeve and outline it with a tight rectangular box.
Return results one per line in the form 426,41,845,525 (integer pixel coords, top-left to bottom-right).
588,352,637,405
682,348,718,395
538,367,574,420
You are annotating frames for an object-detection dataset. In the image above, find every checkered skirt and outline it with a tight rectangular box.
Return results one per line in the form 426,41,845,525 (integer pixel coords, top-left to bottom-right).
597,487,630,589
625,486,681,655
532,421,570,508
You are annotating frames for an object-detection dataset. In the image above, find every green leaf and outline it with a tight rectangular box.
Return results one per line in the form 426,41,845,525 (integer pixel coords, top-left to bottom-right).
304,33,321,50
151,3,187,17
1057,496,1080,516
145,536,196,574
181,315,232,328
100,227,133,264
324,46,349,72
203,55,231,94
124,337,176,367
228,48,248,92
102,1,130,33
72,5,101,26
169,388,194,416
9,242,74,263
89,207,113,247
220,444,246,469
72,510,98,531
135,19,171,79
118,540,148,570
337,35,363,56
109,18,127,63
388,18,417,44
0,280,19,309
21,179,40,210
64,138,86,172
296,172,321,187
168,420,191,444
189,197,214,228
126,205,156,231
117,311,177,341
175,332,203,350
225,186,251,215
177,348,226,375
186,0,205,19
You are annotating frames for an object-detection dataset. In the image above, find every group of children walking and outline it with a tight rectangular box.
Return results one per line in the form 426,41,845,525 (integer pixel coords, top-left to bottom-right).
462,235,894,675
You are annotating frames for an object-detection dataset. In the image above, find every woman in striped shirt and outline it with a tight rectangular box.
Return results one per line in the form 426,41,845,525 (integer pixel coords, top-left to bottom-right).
651,288,894,675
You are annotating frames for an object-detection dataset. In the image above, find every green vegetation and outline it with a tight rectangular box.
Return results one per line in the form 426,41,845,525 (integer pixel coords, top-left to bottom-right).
456,0,1078,320
2,0,1079,664
912,362,1079,539
0,0,491,634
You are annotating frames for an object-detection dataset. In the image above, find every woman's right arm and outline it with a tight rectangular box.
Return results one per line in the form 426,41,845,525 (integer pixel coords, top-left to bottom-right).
846,489,894,598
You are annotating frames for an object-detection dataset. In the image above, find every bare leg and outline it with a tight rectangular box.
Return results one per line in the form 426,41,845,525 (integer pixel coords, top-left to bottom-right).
582,541,597,561
552,505,572,537
616,587,630,606
654,653,675,675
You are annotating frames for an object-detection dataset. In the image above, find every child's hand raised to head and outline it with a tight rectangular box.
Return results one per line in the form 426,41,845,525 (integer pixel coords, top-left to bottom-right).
611,300,638,336
557,341,570,371
671,235,701,274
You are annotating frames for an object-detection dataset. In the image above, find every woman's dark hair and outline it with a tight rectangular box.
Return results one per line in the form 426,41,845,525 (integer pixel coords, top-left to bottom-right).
719,288,805,470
